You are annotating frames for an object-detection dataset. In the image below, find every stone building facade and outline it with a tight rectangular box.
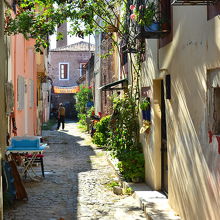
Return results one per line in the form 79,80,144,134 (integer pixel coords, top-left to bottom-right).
100,34,115,116
48,41,95,119
96,33,127,116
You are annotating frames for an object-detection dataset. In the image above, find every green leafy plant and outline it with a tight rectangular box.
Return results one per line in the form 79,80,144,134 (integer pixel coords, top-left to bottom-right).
106,94,145,182
78,113,87,126
140,98,150,110
75,86,93,125
108,94,140,155
107,181,120,188
117,150,145,182
92,115,111,147
124,187,133,195
87,106,95,117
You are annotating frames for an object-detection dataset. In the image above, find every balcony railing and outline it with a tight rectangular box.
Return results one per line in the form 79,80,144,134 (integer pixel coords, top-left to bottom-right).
171,0,218,5
130,0,171,39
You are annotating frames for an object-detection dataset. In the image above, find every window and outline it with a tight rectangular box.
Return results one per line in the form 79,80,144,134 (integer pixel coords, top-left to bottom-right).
80,63,86,77
207,69,220,134
59,63,69,80
207,1,220,20
213,88,220,133
159,4,173,48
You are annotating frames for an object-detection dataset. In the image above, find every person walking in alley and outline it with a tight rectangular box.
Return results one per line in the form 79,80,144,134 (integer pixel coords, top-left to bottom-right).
57,103,65,130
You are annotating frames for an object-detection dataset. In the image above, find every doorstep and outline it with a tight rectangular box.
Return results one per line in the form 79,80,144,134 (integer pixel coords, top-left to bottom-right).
123,182,181,220
105,151,181,220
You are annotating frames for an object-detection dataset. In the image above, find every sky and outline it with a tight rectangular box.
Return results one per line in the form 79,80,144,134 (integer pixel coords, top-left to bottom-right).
49,23,95,49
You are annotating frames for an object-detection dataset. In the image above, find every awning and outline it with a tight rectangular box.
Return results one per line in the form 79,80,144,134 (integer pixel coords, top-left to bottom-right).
171,0,215,5
99,78,128,91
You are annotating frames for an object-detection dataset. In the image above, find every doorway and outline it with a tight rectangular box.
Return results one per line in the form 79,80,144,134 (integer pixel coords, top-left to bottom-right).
161,80,168,194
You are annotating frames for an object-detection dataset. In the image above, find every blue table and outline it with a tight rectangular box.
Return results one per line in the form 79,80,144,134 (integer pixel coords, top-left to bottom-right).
6,137,48,179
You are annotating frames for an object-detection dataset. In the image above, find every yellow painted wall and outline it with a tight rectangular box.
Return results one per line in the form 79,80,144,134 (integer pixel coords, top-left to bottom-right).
141,6,220,220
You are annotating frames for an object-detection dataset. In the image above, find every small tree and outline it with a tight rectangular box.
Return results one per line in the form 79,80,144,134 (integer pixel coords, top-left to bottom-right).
75,86,93,124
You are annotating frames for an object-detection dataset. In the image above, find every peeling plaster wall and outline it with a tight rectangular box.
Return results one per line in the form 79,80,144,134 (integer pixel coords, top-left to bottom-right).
141,6,220,220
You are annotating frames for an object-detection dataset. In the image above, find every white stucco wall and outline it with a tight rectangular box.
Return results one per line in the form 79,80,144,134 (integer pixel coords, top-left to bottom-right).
141,6,220,220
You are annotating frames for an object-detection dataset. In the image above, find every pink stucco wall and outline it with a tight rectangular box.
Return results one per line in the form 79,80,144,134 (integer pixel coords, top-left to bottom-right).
11,34,37,136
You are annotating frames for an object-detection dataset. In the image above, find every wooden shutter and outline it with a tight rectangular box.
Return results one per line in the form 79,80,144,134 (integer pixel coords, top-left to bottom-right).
64,64,68,79
29,79,34,108
17,75,25,110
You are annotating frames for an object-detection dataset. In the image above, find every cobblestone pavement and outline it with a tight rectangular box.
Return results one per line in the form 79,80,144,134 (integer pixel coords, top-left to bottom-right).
4,121,146,220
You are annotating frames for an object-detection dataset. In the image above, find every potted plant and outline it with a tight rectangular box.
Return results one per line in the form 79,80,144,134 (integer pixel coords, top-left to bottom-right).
140,98,151,120
130,2,160,32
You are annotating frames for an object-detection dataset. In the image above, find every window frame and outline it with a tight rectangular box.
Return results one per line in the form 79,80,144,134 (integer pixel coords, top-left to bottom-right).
59,62,69,80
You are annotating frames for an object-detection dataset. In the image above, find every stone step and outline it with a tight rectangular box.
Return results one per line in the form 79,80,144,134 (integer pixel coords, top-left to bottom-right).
127,183,181,220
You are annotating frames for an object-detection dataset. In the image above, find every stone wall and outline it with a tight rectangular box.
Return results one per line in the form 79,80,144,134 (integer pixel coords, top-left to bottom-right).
49,51,92,87
49,49,92,119
100,35,116,116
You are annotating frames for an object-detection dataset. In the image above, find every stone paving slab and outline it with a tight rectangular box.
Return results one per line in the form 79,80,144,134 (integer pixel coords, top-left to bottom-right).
3,122,146,220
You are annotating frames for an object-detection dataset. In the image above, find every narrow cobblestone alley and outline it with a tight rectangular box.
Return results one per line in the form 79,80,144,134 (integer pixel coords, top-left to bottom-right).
4,122,146,220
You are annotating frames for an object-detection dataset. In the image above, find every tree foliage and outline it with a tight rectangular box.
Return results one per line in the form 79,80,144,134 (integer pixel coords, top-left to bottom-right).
5,0,127,51
75,86,93,114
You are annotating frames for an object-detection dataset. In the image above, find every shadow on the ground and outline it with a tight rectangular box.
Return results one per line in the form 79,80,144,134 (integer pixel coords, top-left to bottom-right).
4,121,96,220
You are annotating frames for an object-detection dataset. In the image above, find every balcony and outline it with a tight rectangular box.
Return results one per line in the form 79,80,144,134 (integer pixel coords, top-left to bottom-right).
171,0,218,5
130,0,171,39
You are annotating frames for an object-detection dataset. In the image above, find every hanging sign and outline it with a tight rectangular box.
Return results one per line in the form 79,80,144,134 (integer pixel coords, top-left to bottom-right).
53,86,80,94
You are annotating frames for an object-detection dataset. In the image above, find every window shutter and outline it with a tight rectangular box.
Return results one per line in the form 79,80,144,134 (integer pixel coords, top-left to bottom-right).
64,64,67,79
17,75,25,110
29,79,34,108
